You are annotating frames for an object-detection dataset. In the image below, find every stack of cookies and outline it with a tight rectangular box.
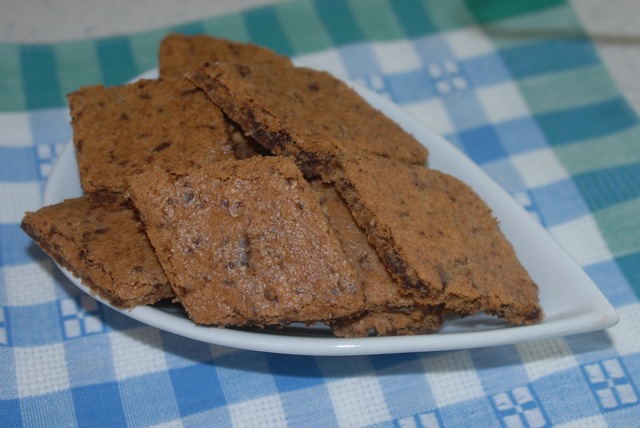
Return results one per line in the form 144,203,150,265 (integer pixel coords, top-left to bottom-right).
21,33,542,337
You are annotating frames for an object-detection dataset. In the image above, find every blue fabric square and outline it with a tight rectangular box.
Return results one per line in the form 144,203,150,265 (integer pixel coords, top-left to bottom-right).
616,252,640,299
170,362,227,416
536,97,638,146
499,38,599,79
0,147,39,182
529,179,590,227
481,158,527,195
470,346,529,395
28,108,72,147
457,125,507,164
65,335,117,386
72,382,128,428
565,330,618,366
9,302,63,346
377,358,437,417
495,117,549,155
1,224,40,267
386,69,438,104
413,33,453,63
215,351,278,403
339,42,381,80
583,260,638,308
534,368,599,425
0,398,22,427
369,352,419,372
20,391,75,427
462,53,512,88
162,332,216,369
0,348,18,396
119,372,180,426
442,91,488,131
265,354,325,393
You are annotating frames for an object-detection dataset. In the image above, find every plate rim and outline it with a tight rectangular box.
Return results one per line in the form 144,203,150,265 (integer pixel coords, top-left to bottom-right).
43,67,619,356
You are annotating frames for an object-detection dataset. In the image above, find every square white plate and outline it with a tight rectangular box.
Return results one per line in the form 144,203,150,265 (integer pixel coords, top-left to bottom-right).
43,68,618,356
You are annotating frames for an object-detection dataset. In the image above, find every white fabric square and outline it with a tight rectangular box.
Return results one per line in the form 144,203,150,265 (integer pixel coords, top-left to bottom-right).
548,215,613,266
372,40,422,74
15,343,70,396
423,351,484,407
476,82,530,123
0,182,42,223
608,304,640,356
517,337,577,381
147,420,184,428
294,50,348,79
4,261,56,306
0,112,33,147
445,26,495,60
228,395,286,428
110,327,168,380
403,98,455,136
512,148,570,188
326,377,391,427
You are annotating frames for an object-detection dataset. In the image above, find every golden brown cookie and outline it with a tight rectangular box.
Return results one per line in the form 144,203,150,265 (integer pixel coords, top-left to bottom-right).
189,62,428,179
311,180,443,337
158,33,292,78
126,156,365,327
334,154,543,325
68,77,235,193
21,194,173,308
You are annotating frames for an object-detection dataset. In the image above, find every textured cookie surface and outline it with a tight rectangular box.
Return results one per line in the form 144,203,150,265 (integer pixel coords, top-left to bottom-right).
159,33,292,78
189,62,428,178
21,194,173,308
127,156,365,327
68,77,235,193
334,154,543,325
311,181,443,337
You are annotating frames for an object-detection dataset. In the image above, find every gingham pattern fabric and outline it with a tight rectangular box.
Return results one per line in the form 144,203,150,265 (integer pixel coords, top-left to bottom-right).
1,0,639,427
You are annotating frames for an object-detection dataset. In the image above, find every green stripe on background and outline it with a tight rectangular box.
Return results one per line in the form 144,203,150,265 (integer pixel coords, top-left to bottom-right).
555,126,640,176
0,45,26,111
483,4,583,49
421,0,475,31
202,13,252,42
168,21,206,35
616,253,640,298
573,164,640,212
20,45,64,109
347,0,405,41
243,7,294,56
54,42,102,97
277,1,334,54
595,199,640,258
464,0,565,24
129,30,165,75
518,66,620,115
390,0,436,37
314,0,363,45
96,37,137,86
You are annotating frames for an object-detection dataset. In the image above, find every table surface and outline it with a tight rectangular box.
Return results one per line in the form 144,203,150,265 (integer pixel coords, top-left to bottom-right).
1,1,639,427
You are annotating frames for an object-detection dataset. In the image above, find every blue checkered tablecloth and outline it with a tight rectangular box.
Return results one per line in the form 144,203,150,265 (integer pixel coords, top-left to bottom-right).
1,0,639,426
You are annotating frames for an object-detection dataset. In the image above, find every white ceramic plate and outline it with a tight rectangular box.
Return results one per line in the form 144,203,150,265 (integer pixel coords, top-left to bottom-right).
44,68,618,356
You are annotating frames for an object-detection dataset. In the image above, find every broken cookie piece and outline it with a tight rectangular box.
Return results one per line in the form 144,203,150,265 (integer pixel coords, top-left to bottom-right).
21,194,174,308
68,77,235,194
127,156,365,327
311,180,443,337
334,154,543,325
189,62,428,179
